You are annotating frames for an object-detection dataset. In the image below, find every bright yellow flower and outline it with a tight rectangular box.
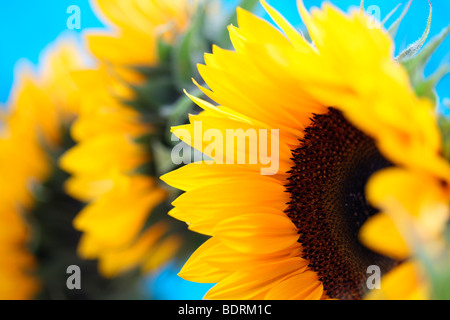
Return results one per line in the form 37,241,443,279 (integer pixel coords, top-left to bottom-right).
161,0,450,300
60,66,174,277
360,167,450,299
60,0,193,277
365,261,429,300
0,38,84,299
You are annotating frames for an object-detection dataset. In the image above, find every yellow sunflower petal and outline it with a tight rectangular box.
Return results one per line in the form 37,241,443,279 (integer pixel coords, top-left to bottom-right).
359,212,410,260
204,257,308,300
365,261,428,300
213,214,299,255
265,270,323,300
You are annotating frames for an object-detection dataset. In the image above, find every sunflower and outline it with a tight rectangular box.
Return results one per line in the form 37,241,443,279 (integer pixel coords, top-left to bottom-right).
60,0,261,278
1,36,152,299
0,39,84,299
161,0,450,300
60,89,174,277
60,0,196,278
59,57,181,278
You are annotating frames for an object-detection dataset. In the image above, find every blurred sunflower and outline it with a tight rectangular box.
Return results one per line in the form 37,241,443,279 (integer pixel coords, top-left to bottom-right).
59,0,194,279
0,38,83,299
60,0,260,278
0,36,152,299
161,0,450,300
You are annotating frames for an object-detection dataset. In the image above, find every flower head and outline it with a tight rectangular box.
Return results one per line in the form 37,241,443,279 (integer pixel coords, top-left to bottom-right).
162,0,450,299
0,38,84,300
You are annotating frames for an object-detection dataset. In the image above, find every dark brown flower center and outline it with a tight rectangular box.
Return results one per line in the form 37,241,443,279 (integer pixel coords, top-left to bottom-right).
285,108,397,300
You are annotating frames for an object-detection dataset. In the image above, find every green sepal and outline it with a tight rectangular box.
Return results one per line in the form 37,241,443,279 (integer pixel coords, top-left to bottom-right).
172,4,208,91
414,64,450,106
134,161,156,177
165,87,203,144
387,0,412,38
396,3,432,62
439,102,450,162
401,25,450,104
133,131,176,177
152,139,176,176
132,64,171,79
124,76,178,115
133,132,157,146
422,222,450,300
157,37,173,64
402,25,450,77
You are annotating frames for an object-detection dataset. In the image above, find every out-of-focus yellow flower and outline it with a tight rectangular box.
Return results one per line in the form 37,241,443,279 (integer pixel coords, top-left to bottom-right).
161,0,450,300
60,0,195,277
361,169,449,260
0,39,84,299
360,168,450,299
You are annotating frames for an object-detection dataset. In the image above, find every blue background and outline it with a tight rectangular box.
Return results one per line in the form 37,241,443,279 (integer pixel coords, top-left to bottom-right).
1,0,449,299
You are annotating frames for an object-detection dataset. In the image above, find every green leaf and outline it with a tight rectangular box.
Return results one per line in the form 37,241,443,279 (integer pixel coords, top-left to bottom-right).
397,2,432,62
388,0,412,38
